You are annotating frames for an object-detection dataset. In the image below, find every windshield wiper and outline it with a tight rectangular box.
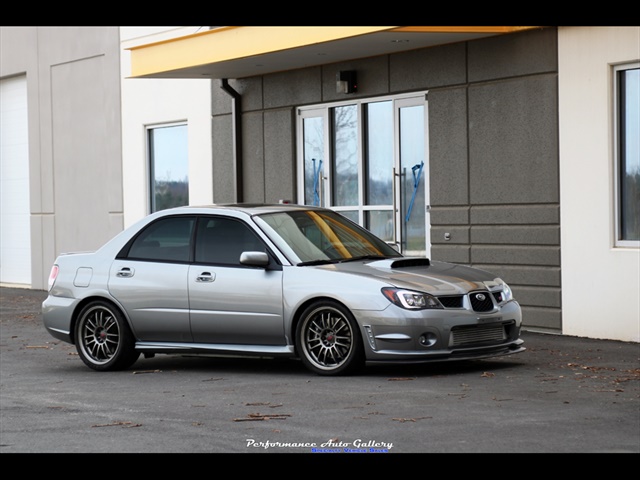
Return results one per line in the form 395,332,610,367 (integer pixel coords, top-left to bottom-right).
338,255,390,263
297,259,342,266
298,255,394,266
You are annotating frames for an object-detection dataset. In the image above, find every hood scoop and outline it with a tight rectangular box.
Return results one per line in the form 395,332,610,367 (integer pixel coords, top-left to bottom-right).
368,257,431,269
390,257,431,268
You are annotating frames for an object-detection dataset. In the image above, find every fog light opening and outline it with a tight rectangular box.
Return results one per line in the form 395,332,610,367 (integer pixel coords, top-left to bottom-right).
419,332,437,347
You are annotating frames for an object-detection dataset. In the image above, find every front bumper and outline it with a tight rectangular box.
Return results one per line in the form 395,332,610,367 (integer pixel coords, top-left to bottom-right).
354,300,525,363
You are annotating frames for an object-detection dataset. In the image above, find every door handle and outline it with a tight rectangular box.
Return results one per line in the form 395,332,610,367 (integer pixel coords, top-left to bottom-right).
392,167,398,247
116,267,134,277
196,272,215,283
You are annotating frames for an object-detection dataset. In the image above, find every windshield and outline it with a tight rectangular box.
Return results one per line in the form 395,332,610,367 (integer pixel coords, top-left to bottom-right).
254,209,401,265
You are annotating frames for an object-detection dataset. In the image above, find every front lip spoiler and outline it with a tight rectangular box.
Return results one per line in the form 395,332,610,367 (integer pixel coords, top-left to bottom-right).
365,342,526,365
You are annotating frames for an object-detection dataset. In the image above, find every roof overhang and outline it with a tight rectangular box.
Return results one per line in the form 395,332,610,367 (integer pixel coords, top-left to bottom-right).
127,26,542,80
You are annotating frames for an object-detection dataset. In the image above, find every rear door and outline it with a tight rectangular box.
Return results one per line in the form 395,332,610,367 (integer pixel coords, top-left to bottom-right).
108,216,195,342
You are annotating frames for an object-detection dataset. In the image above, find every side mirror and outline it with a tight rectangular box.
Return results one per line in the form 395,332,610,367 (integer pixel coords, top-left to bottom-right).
240,251,270,268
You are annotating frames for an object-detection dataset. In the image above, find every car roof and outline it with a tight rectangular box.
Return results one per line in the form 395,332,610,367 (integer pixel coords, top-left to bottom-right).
164,203,326,216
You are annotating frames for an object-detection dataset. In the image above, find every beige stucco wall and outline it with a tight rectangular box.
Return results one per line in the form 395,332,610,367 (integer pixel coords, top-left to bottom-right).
558,26,640,342
120,27,213,228
1,27,124,290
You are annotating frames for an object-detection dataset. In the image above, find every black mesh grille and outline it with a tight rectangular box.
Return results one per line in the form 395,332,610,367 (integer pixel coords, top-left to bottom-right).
469,291,494,312
437,296,464,308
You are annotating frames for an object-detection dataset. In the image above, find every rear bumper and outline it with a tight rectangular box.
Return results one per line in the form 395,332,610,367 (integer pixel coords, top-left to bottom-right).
42,295,78,343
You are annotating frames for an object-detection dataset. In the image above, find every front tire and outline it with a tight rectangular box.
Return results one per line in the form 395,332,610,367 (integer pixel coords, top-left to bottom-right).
74,300,139,371
295,300,364,376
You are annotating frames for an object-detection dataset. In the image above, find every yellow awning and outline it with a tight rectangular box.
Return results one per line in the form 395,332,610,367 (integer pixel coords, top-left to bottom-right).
128,26,540,80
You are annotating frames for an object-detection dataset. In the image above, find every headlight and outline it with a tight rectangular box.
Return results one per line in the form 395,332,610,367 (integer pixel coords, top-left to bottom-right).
381,287,443,310
494,278,513,302
502,282,513,301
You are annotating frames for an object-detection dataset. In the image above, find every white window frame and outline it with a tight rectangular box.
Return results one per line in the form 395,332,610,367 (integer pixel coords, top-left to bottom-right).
612,62,640,248
146,121,189,213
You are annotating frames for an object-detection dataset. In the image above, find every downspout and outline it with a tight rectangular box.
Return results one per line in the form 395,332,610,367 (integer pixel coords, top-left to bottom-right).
220,79,243,203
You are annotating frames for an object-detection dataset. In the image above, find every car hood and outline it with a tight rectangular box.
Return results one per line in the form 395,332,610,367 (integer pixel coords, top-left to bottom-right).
319,257,502,295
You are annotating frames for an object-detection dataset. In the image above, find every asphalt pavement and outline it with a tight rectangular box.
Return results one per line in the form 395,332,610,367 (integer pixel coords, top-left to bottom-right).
1,286,638,456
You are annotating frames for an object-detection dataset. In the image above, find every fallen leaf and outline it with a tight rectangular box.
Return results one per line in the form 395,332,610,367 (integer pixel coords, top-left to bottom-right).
92,421,142,428
392,416,431,423
233,413,292,422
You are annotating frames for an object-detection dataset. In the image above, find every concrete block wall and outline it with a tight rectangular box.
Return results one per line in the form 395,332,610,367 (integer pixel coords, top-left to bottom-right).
211,27,561,331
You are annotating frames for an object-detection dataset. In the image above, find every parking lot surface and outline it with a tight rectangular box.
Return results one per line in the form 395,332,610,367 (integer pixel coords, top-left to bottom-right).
1,286,638,454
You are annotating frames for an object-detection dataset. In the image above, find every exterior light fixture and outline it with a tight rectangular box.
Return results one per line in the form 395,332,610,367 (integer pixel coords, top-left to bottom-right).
336,70,357,94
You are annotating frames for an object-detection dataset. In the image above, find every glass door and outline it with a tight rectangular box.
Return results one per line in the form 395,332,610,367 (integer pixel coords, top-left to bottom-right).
299,108,328,207
297,93,430,258
365,97,429,257
396,98,429,257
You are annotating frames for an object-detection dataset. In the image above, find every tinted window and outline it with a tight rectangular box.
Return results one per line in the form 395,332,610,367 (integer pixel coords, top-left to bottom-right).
195,217,266,266
127,216,194,262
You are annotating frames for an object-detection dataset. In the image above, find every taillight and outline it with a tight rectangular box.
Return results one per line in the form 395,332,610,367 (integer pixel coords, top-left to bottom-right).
48,265,59,291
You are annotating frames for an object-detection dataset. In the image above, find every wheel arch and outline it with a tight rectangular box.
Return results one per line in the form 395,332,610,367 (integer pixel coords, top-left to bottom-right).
290,296,355,354
69,295,132,344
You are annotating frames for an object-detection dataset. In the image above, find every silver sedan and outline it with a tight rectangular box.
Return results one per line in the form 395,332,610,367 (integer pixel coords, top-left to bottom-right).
42,204,525,375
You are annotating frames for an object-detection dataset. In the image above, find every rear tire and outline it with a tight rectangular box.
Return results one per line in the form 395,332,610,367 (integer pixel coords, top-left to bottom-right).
75,300,139,371
295,300,364,376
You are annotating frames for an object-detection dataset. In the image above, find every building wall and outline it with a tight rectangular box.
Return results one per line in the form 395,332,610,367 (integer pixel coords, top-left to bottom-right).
0,26,123,290
558,27,640,342
211,27,562,332
120,27,213,228
3,26,636,341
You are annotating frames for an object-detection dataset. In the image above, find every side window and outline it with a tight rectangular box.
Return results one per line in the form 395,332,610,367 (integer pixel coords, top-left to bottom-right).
127,216,195,262
195,217,266,266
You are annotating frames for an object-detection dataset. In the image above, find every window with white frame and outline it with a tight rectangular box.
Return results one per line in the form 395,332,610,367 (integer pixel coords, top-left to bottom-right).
148,123,189,213
297,93,430,257
614,64,639,247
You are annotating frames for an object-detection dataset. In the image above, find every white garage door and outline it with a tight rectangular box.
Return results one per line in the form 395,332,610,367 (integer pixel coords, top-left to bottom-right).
0,75,31,286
